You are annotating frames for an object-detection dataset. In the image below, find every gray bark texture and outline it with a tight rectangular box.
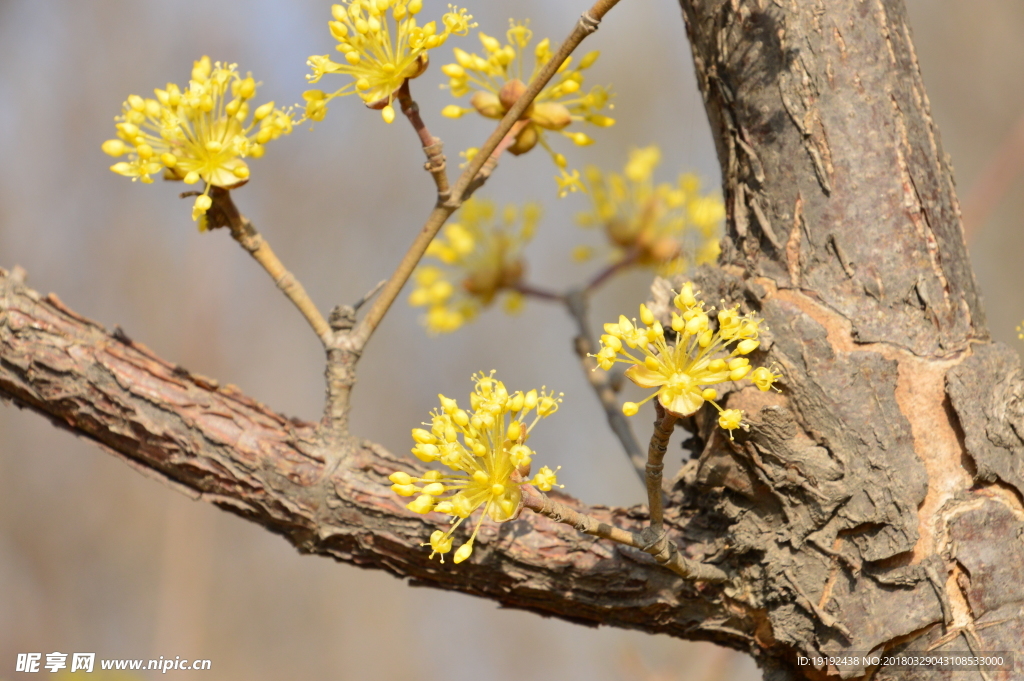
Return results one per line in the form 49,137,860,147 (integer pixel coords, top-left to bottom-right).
2,0,1024,678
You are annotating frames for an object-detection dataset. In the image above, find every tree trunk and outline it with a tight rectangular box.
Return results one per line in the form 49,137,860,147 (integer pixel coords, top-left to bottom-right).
675,0,1024,677
2,0,1023,678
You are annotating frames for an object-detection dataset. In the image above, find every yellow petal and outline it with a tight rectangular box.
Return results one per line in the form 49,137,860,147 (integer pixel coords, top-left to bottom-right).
660,388,704,416
625,364,666,389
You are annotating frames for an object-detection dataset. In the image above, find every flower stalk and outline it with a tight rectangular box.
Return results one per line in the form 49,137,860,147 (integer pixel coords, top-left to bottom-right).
204,188,332,344
645,402,676,533
396,81,450,198
521,485,729,583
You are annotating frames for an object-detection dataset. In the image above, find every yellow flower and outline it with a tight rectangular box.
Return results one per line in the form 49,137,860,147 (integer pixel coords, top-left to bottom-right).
575,146,723,275
304,1,475,123
391,371,563,563
750,365,782,392
102,56,294,224
441,20,614,193
555,168,585,199
594,283,781,438
409,197,539,333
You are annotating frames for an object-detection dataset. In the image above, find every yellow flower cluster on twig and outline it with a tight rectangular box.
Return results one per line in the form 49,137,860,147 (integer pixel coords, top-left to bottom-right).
409,197,539,333
574,146,723,275
304,0,475,124
102,57,295,224
440,20,615,196
390,371,562,563
594,283,781,438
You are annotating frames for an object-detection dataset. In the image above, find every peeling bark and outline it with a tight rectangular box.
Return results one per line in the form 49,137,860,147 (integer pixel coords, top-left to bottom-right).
3,0,1024,678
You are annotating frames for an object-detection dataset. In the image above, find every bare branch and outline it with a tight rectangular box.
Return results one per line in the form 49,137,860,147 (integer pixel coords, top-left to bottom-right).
204,187,332,345
515,284,647,478
522,486,729,583
397,80,450,199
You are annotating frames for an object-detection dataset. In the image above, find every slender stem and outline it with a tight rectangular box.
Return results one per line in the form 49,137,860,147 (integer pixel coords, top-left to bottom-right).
348,120,524,352
522,486,728,583
318,280,385,445
583,248,641,294
322,343,356,446
513,282,566,303
646,402,677,533
348,202,455,350
350,1,620,352
565,289,647,479
514,283,646,479
208,188,332,345
521,485,640,547
396,81,450,198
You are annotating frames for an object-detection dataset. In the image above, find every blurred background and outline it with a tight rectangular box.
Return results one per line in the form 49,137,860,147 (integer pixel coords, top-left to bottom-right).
0,1,1021,680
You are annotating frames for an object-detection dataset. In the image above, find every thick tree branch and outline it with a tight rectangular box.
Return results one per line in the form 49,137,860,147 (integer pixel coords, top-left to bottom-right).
0,266,740,643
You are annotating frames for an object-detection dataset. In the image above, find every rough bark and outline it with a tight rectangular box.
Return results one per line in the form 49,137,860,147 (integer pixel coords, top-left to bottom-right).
0,267,734,640
3,0,1024,679
671,0,1024,677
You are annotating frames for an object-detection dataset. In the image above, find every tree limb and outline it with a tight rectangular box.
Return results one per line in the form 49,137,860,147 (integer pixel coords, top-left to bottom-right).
0,265,743,644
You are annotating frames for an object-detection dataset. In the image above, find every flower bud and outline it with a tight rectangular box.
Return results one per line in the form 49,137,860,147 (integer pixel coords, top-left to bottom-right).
470,90,503,118
406,494,435,514
498,78,527,112
508,124,538,155
530,102,571,130
453,542,473,563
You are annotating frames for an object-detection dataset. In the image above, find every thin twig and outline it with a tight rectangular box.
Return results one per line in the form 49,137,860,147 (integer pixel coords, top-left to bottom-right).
522,486,728,583
396,80,450,198
565,289,647,480
206,188,332,345
521,485,640,546
583,248,641,294
646,402,677,533
353,279,387,311
514,280,645,479
319,279,388,446
349,0,621,352
513,282,566,303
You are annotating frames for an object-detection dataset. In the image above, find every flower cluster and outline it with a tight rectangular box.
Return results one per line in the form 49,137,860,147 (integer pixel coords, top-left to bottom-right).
304,0,475,124
594,283,781,437
390,371,562,563
102,57,295,224
574,146,723,276
409,197,539,333
440,20,615,196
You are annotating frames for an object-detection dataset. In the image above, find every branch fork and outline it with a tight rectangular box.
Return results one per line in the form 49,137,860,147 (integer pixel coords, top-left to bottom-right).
174,0,723,587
